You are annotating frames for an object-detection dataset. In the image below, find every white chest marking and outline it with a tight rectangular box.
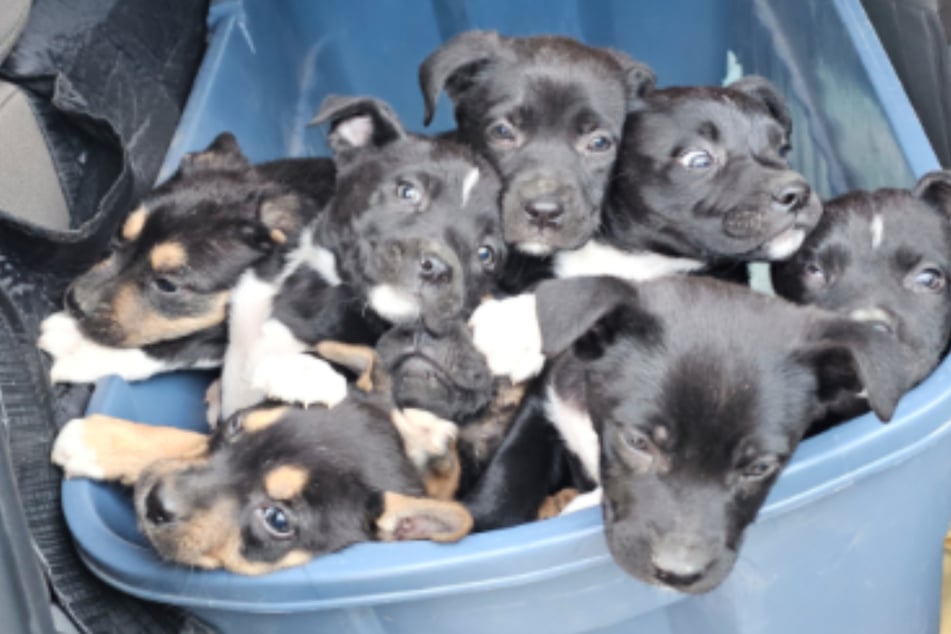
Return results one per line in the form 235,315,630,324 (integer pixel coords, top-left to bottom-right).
545,385,600,483
554,241,704,281
461,168,480,207
279,227,341,286
870,214,884,250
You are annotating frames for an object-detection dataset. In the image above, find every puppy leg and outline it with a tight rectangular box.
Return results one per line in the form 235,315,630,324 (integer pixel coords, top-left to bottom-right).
469,294,545,382
537,487,580,520
51,415,208,486
391,409,461,500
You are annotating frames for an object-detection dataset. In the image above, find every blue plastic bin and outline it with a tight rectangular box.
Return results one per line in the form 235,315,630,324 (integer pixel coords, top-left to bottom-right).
62,1,949,632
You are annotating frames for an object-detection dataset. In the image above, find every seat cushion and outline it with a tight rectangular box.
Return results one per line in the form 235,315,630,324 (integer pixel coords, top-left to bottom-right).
0,0,30,62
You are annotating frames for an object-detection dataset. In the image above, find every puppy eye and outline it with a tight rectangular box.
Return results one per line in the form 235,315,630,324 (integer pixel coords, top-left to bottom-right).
487,122,517,144
803,261,827,284
153,277,179,293
914,267,946,292
741,457,778,480
678,149,713,170
477,245,497,268
258,506,294,539
621,428,652,454
396,180,422,205
586,134,613,153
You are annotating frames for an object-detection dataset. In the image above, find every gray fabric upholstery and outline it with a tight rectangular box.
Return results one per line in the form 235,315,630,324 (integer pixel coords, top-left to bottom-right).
0,81,69,230
0,0,30,62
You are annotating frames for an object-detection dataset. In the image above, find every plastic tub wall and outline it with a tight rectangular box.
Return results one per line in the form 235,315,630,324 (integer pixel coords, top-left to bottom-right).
66,0,947,632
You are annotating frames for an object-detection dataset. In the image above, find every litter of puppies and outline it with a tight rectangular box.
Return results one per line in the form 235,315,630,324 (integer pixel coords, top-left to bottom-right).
45,31,951,594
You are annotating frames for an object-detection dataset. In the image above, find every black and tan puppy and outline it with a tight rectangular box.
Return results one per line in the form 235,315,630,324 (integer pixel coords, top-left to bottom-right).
51,399,472,575
466,275,915,593
420,30,654,290
221,96,506,418
771,170,951,427
38,133,333,383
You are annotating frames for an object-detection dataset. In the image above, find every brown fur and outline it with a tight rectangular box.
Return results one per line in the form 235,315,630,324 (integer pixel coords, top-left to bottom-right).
111,285,229,347
121,206,148,241
264,464,309,500
242,406,289,433
537,487,580,520
376,491,473,542
149,242,188,272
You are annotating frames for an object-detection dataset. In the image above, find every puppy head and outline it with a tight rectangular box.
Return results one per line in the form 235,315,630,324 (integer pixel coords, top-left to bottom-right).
134,403,472,574
66,133,310,347
420,31,655,254
610,76,821,260
534,276,911,593
312,96,506,332
772,170,951,386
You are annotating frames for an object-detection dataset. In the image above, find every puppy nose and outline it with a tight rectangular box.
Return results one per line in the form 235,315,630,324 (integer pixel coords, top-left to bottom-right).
650,536,713,588
418,253,452,284
524,197,564,227
771,180,811,213
144,483,175,525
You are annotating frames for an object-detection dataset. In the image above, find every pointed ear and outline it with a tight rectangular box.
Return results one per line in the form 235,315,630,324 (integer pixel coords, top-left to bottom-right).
310,95,407,158
374,491,472,542
180,132,250,175
418,30,505,126
604,50,656,109
799,320,917,421
314,340,388,394
727,75,792,136
535,276,659,359
912,170,951,218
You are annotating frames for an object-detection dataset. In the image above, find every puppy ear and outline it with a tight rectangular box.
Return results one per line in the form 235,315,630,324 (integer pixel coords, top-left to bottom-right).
310,95,407,156
604,50,656,109
418,30,504,126
727,75,792,136
374,491,472,542
912,170,951,217
180,132,250,175
535,276,658,359
799,320,917,421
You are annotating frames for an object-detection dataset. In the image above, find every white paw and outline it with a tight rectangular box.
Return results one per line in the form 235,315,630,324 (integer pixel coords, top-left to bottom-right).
393,409,459,471
469,294,545,383
560,487,603,516
205,379,222,429
251,353,348,408
38,312,84,358
50,419,105,480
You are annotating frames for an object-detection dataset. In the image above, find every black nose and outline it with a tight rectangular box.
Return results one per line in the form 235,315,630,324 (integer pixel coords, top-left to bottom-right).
418,253,452,284
524,197,564,228
652,565,704,588
64,287,84,318
771,180,810,213
144,483,175,525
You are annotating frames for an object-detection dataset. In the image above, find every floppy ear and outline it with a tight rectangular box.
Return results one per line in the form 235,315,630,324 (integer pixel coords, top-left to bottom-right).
799,320,917,421
418,30,505,126
728,75,792,136
179,132,250,175
534,276,658,359
604,50,656,109
912,170,951,217
310,95,407,157
374,491,472,542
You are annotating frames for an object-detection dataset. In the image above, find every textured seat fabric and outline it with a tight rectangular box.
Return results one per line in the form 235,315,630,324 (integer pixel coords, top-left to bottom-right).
0,81,69,230
0,0,30,62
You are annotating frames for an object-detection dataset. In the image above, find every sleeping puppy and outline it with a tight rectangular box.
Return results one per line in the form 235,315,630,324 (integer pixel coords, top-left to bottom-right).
420,30,655,291
466,275,915,593
50,399,472,575
219,96,506,418
771,170,951,429
554,76,823,282
38,133,332,383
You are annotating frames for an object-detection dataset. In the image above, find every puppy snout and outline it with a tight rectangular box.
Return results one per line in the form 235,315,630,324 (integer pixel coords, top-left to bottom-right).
144,482,176,525
650,534,715,588
524,196,565,227
771,179,811,214
418,253,452,284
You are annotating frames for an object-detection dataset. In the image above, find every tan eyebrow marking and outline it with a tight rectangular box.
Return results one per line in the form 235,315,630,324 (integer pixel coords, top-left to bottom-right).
150,242,188,271
264,464,309,500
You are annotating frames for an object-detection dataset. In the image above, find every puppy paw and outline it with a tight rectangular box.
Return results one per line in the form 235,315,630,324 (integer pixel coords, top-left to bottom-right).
392,409,460,500
251,353,348,408
205,378,222,429
51,418,106,480
537,487,580,520
469,294,545,383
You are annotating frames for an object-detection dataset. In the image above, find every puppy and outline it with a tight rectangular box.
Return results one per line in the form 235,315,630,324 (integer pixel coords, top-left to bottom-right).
771,170,951,428
38,133,332,383
219,96,506,418
51,399,473,575
554,76,823,282
466,275,915,593
420,30,655,291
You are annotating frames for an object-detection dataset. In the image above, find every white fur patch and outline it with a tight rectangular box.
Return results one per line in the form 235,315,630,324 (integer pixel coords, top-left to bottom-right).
554,241,704,281
51,418,105,480
870,214,884,250
762,228,806,260
335,114,374,148
392,408,460,474
849,306,893,325
560,487,603,516
38,312,173,383
368,284,420,323
251,353,348,409
279,227,341,286
516,241,554,256
461,168,480,207
545,386,600,483
469,294,546,383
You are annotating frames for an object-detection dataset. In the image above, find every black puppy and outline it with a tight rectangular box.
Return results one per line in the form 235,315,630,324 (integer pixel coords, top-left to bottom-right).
466,275,914,593
552,77,823,283
420,30,654,290
219,96,506,418
39,133,332,383
772,170,951,427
